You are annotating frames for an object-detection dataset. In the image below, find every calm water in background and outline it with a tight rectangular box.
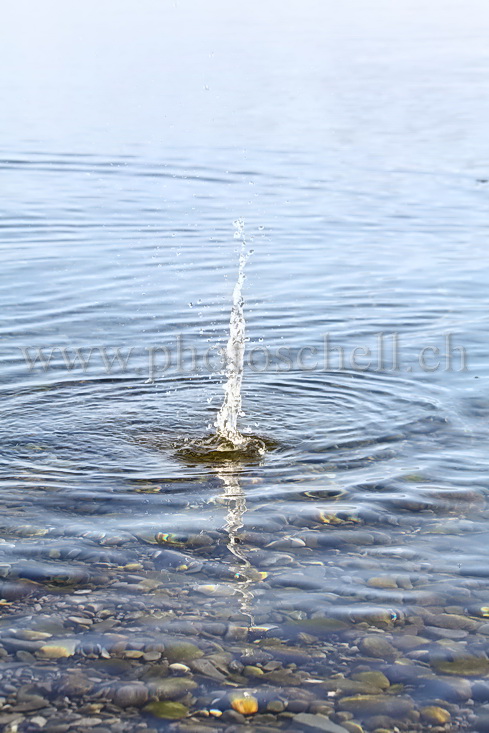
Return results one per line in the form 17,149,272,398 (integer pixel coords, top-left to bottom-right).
1,1,489,730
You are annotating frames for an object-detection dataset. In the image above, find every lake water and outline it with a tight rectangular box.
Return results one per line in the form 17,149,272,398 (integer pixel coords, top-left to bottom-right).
1,1,489,731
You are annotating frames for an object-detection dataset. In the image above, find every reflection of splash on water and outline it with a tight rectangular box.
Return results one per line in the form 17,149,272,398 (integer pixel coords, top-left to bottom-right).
216,465,255,625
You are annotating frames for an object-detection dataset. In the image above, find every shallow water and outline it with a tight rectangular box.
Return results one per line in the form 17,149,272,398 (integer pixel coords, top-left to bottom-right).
1,1,489,731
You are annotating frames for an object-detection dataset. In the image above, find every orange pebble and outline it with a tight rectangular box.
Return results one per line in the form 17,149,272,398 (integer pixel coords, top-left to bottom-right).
231,694,258,715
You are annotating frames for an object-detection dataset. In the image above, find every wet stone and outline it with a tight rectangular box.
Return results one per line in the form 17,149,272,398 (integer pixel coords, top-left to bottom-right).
14,630,52,641
71,718,103,727
112,684,149,708
0,581,33,600
147,677,197,700
419,676,472,702
16,649,36,663
230,692,259,715
221,709,246,723
338,694,415,719
92,658,133,676
382,661,429,685
366,577,398,589
357,636,399,661
12,694,49,712
323,679,383,695
422,612,480,632
424,625,469,640
472,680,489,702
293,713,350,732
169,662,191,673
56,674,93,697
31,716,48,728
122,649,144,659
38,640,77,658
291,617,349,636
270,572,325,591
287,699,310,714
243,665,265,677
432,654,489,676
190,657,227,681
1,637,44,653
390,633,429,651
266,700,285,713
239,648,273,665
420,705,451,724
263,668,305,686
143,651,162,661
341,724,363,733
225,625,249,641
164,642,203,663
200,622,226,636
351,672,390,690
144,701,189,719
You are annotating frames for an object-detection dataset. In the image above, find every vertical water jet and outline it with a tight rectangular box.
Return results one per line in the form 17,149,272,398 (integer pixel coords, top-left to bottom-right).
175,220,272,461
215,219,249,447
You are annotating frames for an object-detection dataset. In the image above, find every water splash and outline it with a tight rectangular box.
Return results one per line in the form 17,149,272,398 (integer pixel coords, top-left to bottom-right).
215,219,249,447
175,221,274,462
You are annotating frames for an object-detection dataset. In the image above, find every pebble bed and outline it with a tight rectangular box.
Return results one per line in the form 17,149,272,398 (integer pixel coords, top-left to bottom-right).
2,514,489,733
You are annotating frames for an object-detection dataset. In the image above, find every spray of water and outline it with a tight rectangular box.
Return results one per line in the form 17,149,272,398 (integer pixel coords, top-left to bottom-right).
175,220,272,461
215,219,250,447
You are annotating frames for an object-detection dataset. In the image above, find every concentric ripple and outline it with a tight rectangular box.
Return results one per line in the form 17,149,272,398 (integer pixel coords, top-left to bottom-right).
1,122,489,725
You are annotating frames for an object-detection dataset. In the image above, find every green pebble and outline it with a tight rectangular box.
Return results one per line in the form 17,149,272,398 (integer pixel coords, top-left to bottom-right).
351,672,390,690
267,700,285,713
164,642,203,663
292,617,349,635
420,706,451,724
143,701,188,719
148,678,197,700
243,665,264,677
323,679,381,695
432,656,489,676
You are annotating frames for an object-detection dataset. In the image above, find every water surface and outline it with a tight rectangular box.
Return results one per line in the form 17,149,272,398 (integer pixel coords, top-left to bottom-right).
1,1,489,731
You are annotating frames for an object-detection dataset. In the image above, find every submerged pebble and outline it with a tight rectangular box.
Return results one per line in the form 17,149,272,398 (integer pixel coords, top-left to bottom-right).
230,692,259,715
144,700,189,719
113,684,149,708
420,705,451,724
